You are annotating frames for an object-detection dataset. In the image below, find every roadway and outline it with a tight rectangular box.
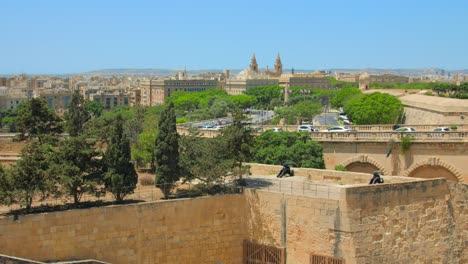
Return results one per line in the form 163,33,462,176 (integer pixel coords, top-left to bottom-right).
313,111,340,126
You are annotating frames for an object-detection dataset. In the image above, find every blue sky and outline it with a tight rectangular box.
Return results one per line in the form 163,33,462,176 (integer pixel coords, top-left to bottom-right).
1,0,467,74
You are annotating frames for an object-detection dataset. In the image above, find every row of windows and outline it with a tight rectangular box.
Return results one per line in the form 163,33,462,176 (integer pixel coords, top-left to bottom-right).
167,82,216,86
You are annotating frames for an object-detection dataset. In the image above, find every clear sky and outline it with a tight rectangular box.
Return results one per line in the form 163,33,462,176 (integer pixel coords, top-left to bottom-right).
1,0,467,74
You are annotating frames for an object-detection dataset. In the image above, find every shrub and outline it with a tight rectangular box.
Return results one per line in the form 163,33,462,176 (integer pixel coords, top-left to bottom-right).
176,118,187,124
400,135,414,153
335,165,347,171
424,92,433,96
139,174,155,186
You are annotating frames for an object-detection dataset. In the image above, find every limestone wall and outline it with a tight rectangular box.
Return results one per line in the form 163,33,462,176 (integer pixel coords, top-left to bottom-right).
244,189,348,264
404,106,467,125
0,138,23,154
447,182,468,263
1,179,466,264
0,195,247,264
343,179,466,264
245,179,467,264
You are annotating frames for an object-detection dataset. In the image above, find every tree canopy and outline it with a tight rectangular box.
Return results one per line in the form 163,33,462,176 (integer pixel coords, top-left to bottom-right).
344,92,403,125
15,98,63,141
253,131,325,168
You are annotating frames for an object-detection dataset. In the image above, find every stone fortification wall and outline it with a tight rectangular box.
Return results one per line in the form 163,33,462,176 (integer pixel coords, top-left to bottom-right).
403,106,467,125
245,179,467,263
0,138,23,154
244,189,348,264
343,179,467,264
447,182,468,262
1,177,466,264
0,195,247,264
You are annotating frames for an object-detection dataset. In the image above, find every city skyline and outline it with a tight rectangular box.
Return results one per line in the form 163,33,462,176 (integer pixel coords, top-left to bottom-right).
1,0,467,74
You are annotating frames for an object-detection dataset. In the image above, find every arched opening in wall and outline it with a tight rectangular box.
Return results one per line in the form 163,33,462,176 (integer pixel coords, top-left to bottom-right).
345,162,379,174
409,165,459,182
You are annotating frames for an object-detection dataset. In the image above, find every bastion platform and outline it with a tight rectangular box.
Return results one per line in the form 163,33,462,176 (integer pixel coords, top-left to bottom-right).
0,164,466,263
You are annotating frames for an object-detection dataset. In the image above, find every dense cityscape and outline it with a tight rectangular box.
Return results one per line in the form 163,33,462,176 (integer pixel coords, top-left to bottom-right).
0,1,467,264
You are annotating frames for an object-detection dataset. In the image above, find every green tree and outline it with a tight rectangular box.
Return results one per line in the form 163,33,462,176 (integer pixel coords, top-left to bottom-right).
0,165,14,206
84,100,104,118
331,88,361,108
179,130,231,185
154,102,181,199
228,94,257,109
132,130,157,169
293,101,323,124
103,114,138,202
49,136,103,206
8,140,57,211
64,91,90,137
344,92,403,125
244,85,283,109
124,105,146,145
220,110,254,180
15,98,63,141
275,107,297,125
253,131,325,168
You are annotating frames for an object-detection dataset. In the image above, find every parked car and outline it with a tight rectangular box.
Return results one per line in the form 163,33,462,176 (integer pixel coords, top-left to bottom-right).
325,126,351,132
394,127,416,132
343,119,353,125
433,127,450,132
338,115,348,121
268,127,283,132
297,125,317,132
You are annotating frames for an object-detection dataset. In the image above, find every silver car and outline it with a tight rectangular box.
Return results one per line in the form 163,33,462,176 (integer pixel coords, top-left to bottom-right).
297,125,317,132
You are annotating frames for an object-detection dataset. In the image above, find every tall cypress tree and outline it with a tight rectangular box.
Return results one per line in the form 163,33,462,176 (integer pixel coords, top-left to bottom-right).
154,102,180,199
64,90,90,137
103,114,138,202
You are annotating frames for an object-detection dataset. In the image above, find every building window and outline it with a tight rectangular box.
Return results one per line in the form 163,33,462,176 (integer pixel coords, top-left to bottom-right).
106,98,111,109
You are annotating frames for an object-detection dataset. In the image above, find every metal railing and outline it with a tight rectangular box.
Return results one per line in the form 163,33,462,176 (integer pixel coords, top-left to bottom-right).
0,182,242,214
245,178,342,200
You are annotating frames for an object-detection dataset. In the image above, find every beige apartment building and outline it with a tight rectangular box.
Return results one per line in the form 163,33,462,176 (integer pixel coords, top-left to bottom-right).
225,78,279,95
36,88,72,114
139,79,152,106
89,89,131,110
0,87,29,110
335,72,360,83
148,79,219,105
279,74,333,89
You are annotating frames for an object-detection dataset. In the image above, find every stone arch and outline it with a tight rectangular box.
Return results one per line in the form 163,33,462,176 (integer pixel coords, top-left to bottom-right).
341,155,388,175
403,157,462,182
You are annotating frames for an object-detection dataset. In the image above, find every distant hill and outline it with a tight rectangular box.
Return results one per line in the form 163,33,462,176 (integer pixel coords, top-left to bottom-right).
83,68,468,77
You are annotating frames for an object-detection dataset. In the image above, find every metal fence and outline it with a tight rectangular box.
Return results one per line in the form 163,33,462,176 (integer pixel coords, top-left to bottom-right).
245,178,342,200
310,253,345,264
1,182,242,214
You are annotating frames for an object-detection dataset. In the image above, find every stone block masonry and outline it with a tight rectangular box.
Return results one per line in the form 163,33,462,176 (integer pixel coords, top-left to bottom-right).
0,195,248,264
0,178,466,263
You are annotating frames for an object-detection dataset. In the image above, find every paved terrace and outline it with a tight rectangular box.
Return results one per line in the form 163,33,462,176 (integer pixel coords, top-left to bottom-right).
245,164,424,200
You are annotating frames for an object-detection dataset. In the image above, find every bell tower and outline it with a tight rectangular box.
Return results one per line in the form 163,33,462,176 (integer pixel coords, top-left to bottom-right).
249,53,259,74
274,53,283,76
